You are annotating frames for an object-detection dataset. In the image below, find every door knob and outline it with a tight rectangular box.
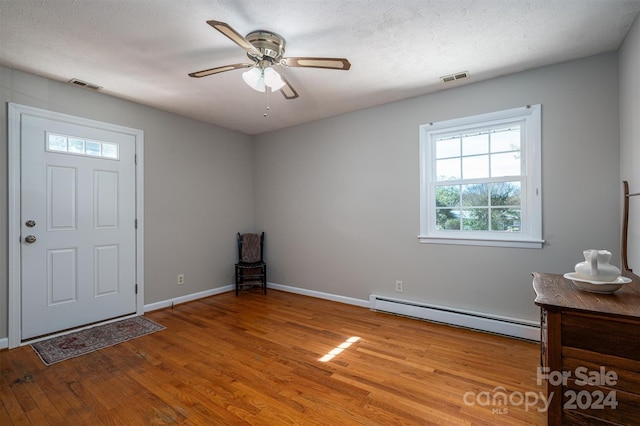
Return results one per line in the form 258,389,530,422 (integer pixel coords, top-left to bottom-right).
24,235,37,244
25,220,36,228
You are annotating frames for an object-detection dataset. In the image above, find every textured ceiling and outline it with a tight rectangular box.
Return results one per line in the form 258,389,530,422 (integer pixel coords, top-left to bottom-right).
1,0,639,135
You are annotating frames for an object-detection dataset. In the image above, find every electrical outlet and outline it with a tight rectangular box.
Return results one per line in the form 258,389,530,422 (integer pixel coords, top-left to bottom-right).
395,280,404,292
177,274,184,285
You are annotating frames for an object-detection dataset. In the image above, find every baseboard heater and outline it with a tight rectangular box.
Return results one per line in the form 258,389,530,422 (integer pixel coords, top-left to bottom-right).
369,295,539,341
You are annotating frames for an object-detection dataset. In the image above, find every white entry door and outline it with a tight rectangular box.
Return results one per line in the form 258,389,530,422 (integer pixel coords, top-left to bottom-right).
20,113,137,340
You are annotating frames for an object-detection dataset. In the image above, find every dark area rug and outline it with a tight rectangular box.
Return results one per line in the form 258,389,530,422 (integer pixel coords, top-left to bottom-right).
31,316,165,365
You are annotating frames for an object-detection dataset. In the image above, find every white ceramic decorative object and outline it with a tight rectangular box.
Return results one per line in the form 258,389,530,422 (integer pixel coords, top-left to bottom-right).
574,249,621,282
563,272,632,294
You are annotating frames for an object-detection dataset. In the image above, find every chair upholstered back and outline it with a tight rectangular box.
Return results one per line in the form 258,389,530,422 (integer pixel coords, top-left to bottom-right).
241,233,262,263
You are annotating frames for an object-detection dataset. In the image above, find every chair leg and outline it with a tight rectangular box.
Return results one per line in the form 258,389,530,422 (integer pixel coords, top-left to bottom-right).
235,266,239,296
263,264,267,295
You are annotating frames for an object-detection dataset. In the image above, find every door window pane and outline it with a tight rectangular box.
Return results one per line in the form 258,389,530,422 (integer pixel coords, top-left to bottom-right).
101,143,119,159
85,141,101,156
48,134,67,152
68,138,85,154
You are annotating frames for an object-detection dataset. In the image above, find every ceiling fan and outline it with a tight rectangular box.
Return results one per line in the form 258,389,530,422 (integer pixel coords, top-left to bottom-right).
188,20,351,100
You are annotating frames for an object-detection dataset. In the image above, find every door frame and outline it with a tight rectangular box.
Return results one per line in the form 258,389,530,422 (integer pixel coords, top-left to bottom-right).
8,103,144,349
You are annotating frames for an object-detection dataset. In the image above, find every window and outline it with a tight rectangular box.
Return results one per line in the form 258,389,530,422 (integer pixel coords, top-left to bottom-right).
46,132,119,160
419,105,542,248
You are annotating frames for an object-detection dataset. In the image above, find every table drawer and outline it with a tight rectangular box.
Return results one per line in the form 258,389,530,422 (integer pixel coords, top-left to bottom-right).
562,313,640,361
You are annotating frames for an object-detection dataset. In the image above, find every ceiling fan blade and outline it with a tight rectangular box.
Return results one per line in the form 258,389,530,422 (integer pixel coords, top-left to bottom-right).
188,63,252,78
206,20,263,59
279,75,299,99
281,57,351,71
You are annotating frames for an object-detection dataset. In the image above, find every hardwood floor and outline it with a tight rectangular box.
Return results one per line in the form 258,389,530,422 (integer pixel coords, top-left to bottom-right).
1,290,545,425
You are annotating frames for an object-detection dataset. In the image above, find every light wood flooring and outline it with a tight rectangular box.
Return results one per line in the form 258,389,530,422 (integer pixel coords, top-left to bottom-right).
1,289,545,425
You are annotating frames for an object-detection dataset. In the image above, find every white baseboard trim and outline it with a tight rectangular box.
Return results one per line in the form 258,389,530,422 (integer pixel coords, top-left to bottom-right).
370,294,540,341
0,337,8,349
14,282,533,345
264,284,538,340
144,285,234,312
267,282,370,308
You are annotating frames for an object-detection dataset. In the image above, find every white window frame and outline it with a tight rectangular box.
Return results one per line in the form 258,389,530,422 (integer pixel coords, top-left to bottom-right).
419,104,543,249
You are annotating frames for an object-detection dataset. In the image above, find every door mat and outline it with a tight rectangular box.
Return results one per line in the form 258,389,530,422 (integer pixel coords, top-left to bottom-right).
31,316,165,366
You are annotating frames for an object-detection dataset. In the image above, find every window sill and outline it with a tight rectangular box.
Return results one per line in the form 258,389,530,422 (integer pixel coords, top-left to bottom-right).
417,235,544,249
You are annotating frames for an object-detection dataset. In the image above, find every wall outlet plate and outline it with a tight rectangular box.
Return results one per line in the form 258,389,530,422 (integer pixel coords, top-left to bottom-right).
178,274,185,285
395,280,404,292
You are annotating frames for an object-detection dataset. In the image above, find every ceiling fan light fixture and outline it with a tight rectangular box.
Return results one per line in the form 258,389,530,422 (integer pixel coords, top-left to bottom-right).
264,67,285,91
243,66,286,92
242,67,265,92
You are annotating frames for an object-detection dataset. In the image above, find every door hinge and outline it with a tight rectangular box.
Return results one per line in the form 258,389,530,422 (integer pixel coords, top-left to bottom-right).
135,154,139,164
135,219,138,229
135,284,138,294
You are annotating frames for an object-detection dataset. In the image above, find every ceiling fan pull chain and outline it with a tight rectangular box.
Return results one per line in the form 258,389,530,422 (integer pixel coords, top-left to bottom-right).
264,87,271,118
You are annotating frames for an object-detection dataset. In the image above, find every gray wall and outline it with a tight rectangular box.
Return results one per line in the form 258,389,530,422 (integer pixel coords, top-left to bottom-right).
0,66,255,339
0,50,626,340
254,53,621,323
620,15,640,272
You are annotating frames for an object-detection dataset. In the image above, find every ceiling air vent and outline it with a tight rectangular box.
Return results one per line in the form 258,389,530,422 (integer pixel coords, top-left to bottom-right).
440,71,470,84
68,78,102,90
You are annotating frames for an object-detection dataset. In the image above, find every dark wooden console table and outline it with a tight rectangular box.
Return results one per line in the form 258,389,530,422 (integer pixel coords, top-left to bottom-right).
533,272,640,425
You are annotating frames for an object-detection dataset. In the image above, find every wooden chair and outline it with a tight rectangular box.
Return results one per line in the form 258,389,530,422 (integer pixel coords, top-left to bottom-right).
235,232,266,296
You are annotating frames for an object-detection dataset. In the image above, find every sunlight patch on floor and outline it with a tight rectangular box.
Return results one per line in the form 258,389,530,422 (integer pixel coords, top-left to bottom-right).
319,336,360,362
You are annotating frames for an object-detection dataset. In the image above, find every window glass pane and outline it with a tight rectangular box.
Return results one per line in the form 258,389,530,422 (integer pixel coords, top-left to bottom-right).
491,208,521,232
491,127,520,153
462,155,489,179
435,185,460,207
85,141,101,156
48,134,67,152
491,152,521,177
436,137,460,159
436,158,460,181
101,143,119,159
490,182,521,206
68,138,85,154
462,208,489,230
462,133,488,156
436,209,460,230
462,184,488,206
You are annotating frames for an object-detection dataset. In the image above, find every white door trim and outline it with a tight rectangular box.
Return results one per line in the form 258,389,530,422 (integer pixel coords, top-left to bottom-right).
8,103,144,349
